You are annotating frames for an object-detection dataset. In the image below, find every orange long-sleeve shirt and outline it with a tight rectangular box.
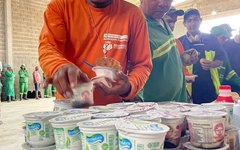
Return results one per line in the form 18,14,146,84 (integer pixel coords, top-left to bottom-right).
39,0,152,105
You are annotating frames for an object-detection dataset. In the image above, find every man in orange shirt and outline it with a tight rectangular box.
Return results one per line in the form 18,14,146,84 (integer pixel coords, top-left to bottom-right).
39,0,152,106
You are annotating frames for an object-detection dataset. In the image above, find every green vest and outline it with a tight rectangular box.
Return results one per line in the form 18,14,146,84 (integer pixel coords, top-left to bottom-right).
186,51,220,95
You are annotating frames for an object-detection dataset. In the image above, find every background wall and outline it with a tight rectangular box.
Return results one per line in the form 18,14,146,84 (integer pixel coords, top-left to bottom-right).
1,0,50,100
0,0,5,62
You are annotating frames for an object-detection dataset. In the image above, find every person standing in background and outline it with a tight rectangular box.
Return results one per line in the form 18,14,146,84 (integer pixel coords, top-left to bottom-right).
51,85,56,97
210,25,240,93
138,0,187,103
18,64,29,100
0,61,2,100
33,66,41,99
223,29,240,76
179,9,224,104
163,7,199,78
4,65,15,102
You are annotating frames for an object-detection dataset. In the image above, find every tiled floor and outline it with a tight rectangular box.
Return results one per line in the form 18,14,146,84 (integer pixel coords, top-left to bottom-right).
0,98,54,150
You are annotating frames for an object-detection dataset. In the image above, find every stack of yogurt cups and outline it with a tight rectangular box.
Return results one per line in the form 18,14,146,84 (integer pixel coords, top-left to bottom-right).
22,111,61,150
23,100,240,150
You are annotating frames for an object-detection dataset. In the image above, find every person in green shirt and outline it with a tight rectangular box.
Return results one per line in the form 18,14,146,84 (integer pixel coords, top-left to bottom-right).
4,65,15,102
51,85,56,97
18,64,29,100
43,73,51,98
210,25,240,93
138,0,187,102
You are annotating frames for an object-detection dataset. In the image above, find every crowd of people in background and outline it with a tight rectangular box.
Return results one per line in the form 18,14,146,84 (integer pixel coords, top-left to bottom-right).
0,0,240,105
0,64,56,102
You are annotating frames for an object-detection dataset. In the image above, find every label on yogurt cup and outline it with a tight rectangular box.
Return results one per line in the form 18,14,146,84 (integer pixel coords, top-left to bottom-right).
119,133,164,150
81,131,118,150
54,126,81,149
26,121,53,141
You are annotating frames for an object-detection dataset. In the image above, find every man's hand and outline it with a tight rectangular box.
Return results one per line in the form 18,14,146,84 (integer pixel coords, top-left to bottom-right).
200,58,222,70
93,72,131,97
44,64,90,98
200,58,212,70
181,48,199,66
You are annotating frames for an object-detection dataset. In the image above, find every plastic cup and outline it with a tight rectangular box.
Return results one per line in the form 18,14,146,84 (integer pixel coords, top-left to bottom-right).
91,76,112,88
72,82,93,107
186,111,227,149
147,109,185,148
50,114,91,150
116,119,169,150
53,100,72,111
23,111,61,147
92,66,119,81
77,118,118,150
225,126,239,150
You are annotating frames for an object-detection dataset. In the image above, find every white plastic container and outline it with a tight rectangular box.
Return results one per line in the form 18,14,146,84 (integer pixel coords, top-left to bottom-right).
50,114,91,150
92,66,118,81
217,102,234,129
225,126,239,150
72,82,94,106
186,111,227,149
124,102,157,114
63,109,99,115
23,111,61,147
116,119,169,150
78,118,118,150
233,104,240,127
107,102,135,109
53,100,72,112
89,105,115,112
92,112,129,119
147,110,185,147
124,114,161,123
22,143,56,150
91,76,112,88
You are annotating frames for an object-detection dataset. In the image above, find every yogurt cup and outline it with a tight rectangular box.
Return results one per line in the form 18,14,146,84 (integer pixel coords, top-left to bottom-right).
92,66,119,81
147,110,185,148
107,102,135,109
124,102,157,114
191,104,226,112
50,114,91,150
53,100,72,112
63,109,100,115
71,82,94,106
216,102,234,129
225,126,239,150
91,76,112,88
92,112,129,119
186,111,227,149
158,102,191,112
23,111,61,147
22,143,56,150
89,105,115,112
78,118,118,150
124,114,161,123
116,119,169,150
183,142,229,150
